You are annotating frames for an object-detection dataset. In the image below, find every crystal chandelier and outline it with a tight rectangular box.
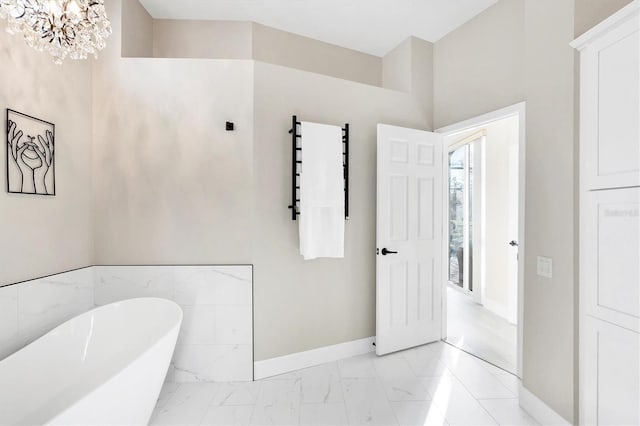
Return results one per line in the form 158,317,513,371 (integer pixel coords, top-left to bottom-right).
0,0,112,64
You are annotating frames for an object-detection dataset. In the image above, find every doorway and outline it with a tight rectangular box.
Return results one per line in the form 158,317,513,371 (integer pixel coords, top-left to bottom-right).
437,103,525,377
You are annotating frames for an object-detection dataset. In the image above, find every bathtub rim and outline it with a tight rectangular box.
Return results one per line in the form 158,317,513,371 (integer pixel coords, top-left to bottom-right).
0,297,183,425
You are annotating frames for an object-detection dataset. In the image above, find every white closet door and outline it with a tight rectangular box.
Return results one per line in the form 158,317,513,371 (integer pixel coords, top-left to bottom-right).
581,187,640,333
575,4,640,425
580,14,640,190
581,315,640,426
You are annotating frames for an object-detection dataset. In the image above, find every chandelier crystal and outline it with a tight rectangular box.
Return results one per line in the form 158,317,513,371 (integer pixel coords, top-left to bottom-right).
0,0,112,64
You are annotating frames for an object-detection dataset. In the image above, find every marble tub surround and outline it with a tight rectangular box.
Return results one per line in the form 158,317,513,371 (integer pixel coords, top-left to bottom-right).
0,265,253,383
0,268,94,360
150,341,538,426
0,298,182,426
94,265,254,382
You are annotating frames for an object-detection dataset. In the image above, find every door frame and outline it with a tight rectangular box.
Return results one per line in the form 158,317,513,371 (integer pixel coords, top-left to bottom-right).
436,102,526,378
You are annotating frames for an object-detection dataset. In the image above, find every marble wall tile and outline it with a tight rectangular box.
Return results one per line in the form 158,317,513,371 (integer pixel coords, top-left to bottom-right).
18,268,94,339
215,306,252,345
207,345,253,382
1,265,253,383
173,344,253,383
0,285,19,360
178,306,217,345
173,266,252,306
94,266,175,305
0,268,94,361
95,265,253,383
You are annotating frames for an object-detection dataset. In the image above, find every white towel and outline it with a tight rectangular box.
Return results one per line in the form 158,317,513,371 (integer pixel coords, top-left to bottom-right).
299,121,345,260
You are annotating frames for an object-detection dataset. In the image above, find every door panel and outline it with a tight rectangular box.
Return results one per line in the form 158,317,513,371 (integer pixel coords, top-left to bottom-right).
581,315,640,426
376,124,443,355
418,178,434,240
582,187,640,333
581,18,640,190
390,176,409,241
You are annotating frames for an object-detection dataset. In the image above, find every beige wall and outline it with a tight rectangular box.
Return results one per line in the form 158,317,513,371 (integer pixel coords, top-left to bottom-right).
434,0,576,421
92,0,255,265
153,20,252,59
120,4,383,88
574,0,633,36
434,0,525,128
121,0,153,57
383,37,434,129
252,23,383,87
0,21,93,287
382,38,412,93
523,2,576,422
411,37,435,130
253,61,429,360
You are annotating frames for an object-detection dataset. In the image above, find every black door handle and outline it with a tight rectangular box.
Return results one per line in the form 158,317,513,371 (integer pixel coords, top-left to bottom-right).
509,240,519,247
381,248,398,255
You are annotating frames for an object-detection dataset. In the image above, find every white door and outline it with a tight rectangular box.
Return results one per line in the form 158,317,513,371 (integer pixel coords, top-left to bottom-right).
376,124,443,355
507,144,519,325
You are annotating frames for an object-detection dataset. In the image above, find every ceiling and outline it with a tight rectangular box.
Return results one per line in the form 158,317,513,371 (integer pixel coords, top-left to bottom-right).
138,0,497,57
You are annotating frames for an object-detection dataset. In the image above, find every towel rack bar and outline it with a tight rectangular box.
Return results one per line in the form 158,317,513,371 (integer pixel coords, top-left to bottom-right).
290,115,300,220
288,115,349,221
343,123,349,220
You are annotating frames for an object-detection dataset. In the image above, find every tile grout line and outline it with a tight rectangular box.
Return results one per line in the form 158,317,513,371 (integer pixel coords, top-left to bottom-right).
373,348,413,425
197,383,222,426
336,360,356,426
424,342,508,425
442,361,502,426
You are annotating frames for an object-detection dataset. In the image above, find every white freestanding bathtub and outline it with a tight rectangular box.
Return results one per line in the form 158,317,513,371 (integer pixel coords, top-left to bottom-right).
0,298,182,426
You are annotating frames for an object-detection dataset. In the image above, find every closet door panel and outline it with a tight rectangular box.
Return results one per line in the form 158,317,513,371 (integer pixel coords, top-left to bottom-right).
581,316,640,426
582,187,640,333
581,17,640,190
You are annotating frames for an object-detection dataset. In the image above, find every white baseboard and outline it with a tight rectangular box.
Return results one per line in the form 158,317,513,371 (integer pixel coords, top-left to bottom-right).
254,337,375,380
519,384,571,426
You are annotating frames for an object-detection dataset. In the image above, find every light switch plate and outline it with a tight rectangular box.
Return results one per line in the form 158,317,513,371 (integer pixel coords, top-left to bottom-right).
537,256,553,278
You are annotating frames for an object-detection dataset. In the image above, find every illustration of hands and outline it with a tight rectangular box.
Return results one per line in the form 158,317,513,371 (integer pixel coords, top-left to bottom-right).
6,120,54,194
32,129,55,194
7,119,32,192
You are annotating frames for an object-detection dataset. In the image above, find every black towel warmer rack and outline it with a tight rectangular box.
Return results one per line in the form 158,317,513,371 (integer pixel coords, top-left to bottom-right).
287,115,349,221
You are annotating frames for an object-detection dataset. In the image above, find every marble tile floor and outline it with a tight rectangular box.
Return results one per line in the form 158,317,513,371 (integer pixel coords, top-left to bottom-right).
150,340,538,426
445,287,517,375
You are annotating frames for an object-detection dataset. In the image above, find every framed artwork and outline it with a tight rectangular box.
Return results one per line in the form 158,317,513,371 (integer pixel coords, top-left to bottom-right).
6,109,55,196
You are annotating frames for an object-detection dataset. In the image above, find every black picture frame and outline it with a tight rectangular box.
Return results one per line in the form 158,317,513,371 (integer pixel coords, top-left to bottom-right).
6,109,56,196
